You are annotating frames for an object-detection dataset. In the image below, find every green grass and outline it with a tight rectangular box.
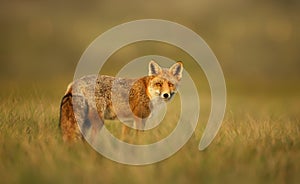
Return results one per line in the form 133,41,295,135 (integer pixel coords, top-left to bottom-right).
0,83,299,184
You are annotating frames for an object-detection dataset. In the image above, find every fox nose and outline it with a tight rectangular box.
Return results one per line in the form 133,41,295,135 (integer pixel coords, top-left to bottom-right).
163,93,169,99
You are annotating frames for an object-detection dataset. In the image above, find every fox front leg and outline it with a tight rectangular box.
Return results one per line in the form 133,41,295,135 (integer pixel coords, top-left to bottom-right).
134,117,146,134
121,124,130,141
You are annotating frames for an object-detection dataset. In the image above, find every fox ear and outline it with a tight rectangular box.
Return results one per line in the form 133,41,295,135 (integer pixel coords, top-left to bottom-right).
169,61,183,80
148,60,162,76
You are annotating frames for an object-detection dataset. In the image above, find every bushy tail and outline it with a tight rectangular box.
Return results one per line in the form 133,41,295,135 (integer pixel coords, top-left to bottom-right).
59,92,83,142
59,82,103,143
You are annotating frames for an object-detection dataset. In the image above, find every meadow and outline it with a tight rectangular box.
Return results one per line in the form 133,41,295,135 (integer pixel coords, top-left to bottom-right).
0,80,299,184
1,0,300,183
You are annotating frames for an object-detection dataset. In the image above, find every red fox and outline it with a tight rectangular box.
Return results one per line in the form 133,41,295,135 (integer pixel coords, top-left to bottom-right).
59,60,183,142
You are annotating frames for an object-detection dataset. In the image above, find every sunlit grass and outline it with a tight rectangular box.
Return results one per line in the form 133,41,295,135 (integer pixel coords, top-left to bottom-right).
0,84,299,184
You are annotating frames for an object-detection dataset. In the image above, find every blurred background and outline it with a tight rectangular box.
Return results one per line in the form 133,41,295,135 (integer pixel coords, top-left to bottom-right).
0,0,299,95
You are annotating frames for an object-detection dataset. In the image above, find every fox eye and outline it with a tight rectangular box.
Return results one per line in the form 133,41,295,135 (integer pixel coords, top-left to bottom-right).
168,82,174,87
155,82,162,87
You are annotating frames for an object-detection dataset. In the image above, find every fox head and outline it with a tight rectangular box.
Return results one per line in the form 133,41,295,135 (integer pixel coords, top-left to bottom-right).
147,60,183,102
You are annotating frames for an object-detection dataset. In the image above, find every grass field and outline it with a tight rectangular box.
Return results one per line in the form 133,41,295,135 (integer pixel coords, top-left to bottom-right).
1,1,300,183
0,81,299,184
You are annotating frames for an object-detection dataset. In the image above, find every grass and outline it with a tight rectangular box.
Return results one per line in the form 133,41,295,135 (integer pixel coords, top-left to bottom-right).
1,0,300,183
0,82,299,184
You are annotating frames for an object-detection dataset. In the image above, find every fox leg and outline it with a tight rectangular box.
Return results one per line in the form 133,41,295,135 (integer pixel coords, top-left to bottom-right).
122,124,130,136
134,117,146,136
86,108,104,143
121,124,130,141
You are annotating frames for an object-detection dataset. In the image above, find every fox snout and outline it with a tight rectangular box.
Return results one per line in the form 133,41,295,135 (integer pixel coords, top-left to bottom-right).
162,93,169,99
161,91,175,100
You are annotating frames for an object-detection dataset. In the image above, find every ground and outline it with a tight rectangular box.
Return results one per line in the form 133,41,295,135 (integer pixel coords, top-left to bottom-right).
0,81,299,184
